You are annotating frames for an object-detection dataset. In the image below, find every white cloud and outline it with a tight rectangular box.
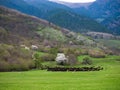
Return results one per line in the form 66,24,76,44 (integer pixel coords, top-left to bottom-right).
49,0,96,3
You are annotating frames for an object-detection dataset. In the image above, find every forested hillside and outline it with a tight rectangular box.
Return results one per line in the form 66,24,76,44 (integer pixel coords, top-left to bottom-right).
73,0,120,35
0,0,108,33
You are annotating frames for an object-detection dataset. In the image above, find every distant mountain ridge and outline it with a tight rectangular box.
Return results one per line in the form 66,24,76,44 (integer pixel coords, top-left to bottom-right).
0,0,108,33
49,0,93,8
89,0,120,35
72,0,120,35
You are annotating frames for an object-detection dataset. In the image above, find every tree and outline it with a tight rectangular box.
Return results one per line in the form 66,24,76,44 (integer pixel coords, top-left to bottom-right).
67,54,77,65
34,53,42,69
82,57,92,65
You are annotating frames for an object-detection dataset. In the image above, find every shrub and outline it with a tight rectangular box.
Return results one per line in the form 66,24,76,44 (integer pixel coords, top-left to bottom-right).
74,49,82,56
49,48,58,55
65,48,76,55
37,45,45,52
88,49,106,58
0,49,11,61
0,44,35,71
42,47,50,53
67,54,77,65
104,49,113,55
58,48,68,54
41,54,56,61
0,60,10,71
34,59,42,69
10,58,30,71
82,57,92,65
34,53,56,69
58,48,64,53
34,53,42,69
80,49,88,55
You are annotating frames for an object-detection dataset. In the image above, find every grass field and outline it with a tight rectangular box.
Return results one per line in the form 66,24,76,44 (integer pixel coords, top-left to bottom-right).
0,55,120,90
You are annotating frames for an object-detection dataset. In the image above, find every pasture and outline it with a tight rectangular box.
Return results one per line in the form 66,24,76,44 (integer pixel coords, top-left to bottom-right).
0,55,120,90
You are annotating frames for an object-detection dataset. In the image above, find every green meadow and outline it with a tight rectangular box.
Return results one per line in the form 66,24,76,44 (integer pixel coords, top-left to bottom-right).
0,55,120,90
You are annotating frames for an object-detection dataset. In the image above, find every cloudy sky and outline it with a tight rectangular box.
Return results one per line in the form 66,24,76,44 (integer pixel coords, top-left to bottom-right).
49,0,96,3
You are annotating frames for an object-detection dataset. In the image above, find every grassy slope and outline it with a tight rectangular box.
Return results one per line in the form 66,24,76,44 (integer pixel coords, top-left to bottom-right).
0,55,120,90
95,39,120,49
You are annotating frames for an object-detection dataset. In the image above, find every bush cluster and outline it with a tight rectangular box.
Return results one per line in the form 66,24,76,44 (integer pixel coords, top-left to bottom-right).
0,44,35,71
88,49,106,58
67,54,78,65
33,52,56,69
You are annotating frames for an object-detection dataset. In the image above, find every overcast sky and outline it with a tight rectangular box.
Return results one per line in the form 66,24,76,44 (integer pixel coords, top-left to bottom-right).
49,0,96,3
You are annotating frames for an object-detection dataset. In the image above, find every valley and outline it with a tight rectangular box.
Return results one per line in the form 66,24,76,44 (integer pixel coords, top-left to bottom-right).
0,0,120,90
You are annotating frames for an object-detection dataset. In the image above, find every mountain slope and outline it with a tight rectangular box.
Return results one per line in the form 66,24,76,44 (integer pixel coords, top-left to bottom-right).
0,0,108,33
0,0,43,17
0,6,96,47
89,0,120,35
45,8,107,33
49,0,93,8
73,0,120,35
25,0,108,33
